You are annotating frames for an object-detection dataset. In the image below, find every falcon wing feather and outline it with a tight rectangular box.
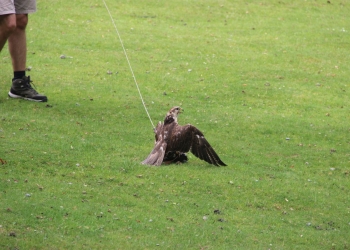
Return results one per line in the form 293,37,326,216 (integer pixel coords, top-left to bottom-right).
206,144,227,166
186,125,227,166
191,134,210,163
166,124,192,153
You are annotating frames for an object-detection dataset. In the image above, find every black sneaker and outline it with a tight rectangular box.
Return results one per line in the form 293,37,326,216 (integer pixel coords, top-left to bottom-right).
8,76,48,102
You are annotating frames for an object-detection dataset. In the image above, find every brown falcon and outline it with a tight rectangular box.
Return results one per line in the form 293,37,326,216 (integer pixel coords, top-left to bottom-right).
142,106,227,166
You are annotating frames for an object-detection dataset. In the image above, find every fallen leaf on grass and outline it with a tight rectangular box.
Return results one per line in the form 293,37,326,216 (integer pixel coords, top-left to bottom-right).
37,184,43,190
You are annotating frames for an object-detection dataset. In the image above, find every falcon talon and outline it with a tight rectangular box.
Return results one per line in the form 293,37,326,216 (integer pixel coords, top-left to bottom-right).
162,161,173,165
142,106,226,166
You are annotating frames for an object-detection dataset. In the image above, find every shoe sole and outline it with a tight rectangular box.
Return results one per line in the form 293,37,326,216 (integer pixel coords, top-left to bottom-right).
8,91,48,102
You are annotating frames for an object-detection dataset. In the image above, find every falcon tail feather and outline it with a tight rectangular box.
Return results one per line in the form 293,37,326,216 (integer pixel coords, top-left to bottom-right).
142,142,166,166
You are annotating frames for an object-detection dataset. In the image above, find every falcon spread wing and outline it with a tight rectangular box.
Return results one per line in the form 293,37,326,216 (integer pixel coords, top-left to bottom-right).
142,106,227,166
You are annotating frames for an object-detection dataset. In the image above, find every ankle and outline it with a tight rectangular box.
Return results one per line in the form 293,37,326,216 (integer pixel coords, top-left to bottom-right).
13,71,26,80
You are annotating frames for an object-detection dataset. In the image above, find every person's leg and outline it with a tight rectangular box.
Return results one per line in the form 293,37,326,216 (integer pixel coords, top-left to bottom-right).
8,13,47,102
8,14,27,72
0,14,16,52
6,0,47,102
0,0,16,52
9,0,37,70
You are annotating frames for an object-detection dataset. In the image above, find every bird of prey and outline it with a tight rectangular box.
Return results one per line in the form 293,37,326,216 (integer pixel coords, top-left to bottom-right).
142,106,227,166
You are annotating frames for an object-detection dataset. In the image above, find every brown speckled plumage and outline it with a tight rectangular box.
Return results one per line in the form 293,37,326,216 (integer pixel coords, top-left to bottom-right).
142,107,226,166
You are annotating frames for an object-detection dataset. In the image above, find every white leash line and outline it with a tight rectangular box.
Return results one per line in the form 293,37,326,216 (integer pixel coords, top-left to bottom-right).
102,0,155,129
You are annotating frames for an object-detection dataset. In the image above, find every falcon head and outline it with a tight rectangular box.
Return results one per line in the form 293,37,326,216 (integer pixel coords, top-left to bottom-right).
168,106,182,117
164,106,182,124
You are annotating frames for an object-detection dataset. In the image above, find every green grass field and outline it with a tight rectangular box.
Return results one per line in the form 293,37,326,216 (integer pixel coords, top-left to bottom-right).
1,0,349,249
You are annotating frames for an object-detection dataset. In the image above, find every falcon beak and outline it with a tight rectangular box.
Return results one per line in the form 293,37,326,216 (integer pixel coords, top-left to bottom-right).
179,107,184,113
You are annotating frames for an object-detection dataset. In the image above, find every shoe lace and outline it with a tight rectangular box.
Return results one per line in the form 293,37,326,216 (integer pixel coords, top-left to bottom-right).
23,76,39,93
25,76,32,87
